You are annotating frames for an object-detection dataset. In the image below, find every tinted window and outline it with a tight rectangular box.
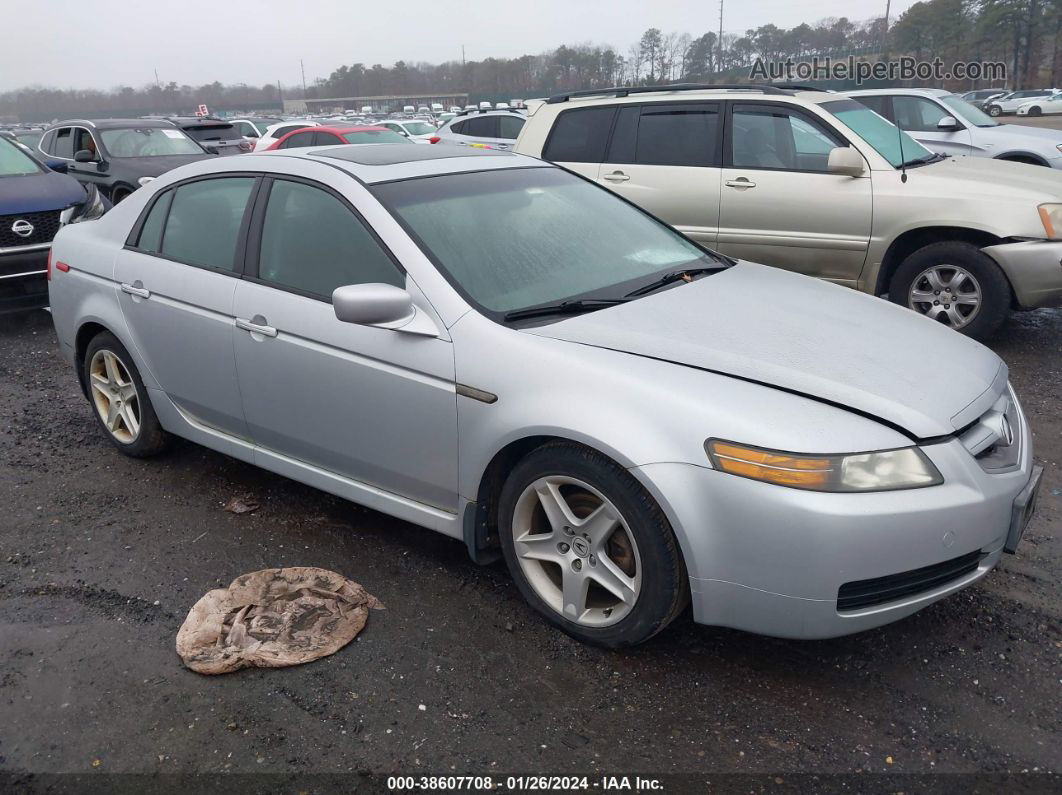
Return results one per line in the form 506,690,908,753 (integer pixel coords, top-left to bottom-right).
184,124,237,142
463,116,497,137
606,106,639,162
136,191,173,253
280,131,316,149
855,95,890,117
449,120,467,135
544,107,615,163
893,96,952,132
161,178,254,270
313,131,343,146
731,105,841,171
635,104,718,167
257,180,402,298
53,128,74,159
498,115,525,140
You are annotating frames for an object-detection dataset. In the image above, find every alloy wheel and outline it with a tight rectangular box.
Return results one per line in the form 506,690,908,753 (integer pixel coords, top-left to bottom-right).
511,476,641,627
89,349,141,443
907,264,982,329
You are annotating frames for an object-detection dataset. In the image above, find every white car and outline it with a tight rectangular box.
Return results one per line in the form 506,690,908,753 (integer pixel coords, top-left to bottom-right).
253,120,321,152
378,119,437,143
1016,91,1062,116
229,118,284,144
984,89,1057,116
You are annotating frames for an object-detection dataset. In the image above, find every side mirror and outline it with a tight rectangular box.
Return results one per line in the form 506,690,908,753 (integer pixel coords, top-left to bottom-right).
73,149,95,163
332,283,438,336
937,115,960,130
45,159,68,173
827,146,865,177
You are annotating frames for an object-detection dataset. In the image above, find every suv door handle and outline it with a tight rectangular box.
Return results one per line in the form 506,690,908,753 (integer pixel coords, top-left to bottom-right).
120,282,150,299
603,171,630,182
235,317,278,338
725,178,756,189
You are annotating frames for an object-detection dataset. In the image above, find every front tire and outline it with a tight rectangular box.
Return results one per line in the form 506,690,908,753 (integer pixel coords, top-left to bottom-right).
1028,106,1043,117
988,105,1002,117
83,332,169,457
498,442,688,647
888,241,1011,339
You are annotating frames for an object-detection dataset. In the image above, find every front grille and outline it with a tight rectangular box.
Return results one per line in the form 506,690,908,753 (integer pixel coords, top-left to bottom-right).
837,550,984,612
0,210,62,248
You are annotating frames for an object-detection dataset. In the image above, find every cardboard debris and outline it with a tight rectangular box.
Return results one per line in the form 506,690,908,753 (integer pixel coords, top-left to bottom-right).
176,567,383,675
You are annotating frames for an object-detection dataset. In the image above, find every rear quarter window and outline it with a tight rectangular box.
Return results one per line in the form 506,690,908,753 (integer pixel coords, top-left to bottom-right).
543,107,616,163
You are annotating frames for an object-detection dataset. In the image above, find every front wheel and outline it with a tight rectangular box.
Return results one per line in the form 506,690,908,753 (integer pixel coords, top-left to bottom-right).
888,241,1011,339
987,105,1002,117
498,442,688,647
1027,106,1043,117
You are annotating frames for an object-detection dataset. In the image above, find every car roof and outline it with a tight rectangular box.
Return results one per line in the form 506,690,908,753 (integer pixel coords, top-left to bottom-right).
846,88,951,97
532,84,838,109
254,143,544,184
47,118,178,130
312,125,393,134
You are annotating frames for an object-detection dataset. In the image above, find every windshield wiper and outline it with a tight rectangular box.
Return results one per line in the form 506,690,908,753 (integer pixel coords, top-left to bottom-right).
503,298,629,322
900,151,946,169
624,266,723,298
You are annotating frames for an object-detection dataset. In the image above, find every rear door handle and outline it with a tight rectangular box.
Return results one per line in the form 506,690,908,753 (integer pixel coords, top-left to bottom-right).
603,171,630,182
725,178,756,189
120,282,150,299
235,317,278,338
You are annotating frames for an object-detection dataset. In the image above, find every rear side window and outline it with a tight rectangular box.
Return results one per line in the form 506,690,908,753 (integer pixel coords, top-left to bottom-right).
279,131,316,149
161,178,255,271
449,120,467,134
543,107,616,163
462,116,497,137
498,115,525,139
855,95,890,118
634,104,719,167
256,179,403,299
136,191,173,253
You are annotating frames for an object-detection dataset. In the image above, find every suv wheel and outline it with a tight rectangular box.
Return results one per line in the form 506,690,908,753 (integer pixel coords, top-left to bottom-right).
498,442,687,647
987,104,1003,117
84,331,169,457
889,241,1011,339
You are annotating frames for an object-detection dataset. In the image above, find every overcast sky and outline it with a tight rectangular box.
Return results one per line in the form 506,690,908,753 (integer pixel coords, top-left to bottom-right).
1,0,916,92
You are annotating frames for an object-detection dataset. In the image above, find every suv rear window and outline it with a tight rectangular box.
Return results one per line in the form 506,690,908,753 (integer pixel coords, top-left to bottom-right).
542,107,615,163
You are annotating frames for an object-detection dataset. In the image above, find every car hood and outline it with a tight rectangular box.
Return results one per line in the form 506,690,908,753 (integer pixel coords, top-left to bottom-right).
526,262,1006,439
976,122,1062,146
912,154,1062,199
0,170,87,214
114,154,214,177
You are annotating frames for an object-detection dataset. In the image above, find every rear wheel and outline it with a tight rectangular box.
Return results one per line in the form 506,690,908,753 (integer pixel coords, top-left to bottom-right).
498,442,687,647
889,241,1011,339
83,332,169,457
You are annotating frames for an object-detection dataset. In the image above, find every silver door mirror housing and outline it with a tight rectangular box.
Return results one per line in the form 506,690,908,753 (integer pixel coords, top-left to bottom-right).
333,283,413,325
827,146,866,177
937,115,960,130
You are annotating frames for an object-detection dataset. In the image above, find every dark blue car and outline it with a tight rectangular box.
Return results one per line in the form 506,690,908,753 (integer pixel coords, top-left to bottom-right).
0,136,104,313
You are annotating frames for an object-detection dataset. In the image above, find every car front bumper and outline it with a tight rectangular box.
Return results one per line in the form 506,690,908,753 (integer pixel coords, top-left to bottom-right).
0,244,49,313
982,239,1062,308
633,431,1035,639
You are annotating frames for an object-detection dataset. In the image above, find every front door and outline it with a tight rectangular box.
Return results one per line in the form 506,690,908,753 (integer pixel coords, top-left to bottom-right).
891,95,975,156
717,102,872,286
114,175,256,437
232,173,459,510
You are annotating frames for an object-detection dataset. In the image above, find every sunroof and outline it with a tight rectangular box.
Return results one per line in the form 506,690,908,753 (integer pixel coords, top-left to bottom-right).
312,143,515,166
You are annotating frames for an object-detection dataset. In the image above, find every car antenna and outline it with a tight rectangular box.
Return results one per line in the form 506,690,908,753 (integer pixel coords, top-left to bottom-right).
897,114,907,184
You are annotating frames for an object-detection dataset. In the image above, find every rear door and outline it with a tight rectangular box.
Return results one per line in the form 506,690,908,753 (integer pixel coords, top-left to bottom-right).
593,102,723,247
114,175,257,437
717,101,871,286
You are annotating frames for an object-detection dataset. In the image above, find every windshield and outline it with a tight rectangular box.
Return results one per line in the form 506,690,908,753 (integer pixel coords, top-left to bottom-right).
403,121,436,135
373,167,714,316
184,124,237,141
941,94,997,127
100,127,204,157
343,129,411,144
821,99,933,168
0,136,42,176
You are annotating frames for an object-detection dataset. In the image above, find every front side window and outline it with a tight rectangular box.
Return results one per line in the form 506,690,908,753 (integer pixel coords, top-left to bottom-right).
161,178,255,271
821,98,933,168
373,167,711,315
279,131,316,149
892,96,954,132
99,127,203,158
544,107,615,163
940,94,997,127
72,128,98,159
53,128,74,159
731,105,840,171
0,137,43,177
257,179,402,299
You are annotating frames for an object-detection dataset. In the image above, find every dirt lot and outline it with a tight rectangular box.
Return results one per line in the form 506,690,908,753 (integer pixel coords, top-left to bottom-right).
0,307,1059,790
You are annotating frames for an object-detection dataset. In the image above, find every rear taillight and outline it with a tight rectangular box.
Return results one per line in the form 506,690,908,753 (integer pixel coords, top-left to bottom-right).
429,136,440,144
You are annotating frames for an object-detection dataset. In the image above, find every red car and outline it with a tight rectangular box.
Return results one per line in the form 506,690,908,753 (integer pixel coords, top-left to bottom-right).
266,125,411,150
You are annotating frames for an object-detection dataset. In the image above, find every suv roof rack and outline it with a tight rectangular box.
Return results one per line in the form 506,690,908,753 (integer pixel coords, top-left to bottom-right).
546,83,800,104
455,107,527,116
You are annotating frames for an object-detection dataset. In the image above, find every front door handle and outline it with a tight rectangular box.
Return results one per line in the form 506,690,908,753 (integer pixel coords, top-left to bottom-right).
236,317,278,338
725,178,757,189
603,171,630,182
120,282,150,299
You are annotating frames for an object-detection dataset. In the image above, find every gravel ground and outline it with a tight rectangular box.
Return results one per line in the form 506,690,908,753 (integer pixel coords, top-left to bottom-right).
0,307,1059,790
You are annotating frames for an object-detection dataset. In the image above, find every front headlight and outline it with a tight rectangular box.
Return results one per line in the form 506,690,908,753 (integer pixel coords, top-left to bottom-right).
59,183,106,225
1037,203,1062,238
705,440,943,492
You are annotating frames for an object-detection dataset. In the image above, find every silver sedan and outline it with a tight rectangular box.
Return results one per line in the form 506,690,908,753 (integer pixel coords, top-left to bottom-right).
47,144,1041,646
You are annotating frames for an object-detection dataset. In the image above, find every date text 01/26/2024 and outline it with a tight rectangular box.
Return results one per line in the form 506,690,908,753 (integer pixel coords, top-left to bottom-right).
386,775,664,791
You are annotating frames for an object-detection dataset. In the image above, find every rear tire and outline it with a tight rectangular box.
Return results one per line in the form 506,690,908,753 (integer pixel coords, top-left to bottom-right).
83,331,169,457
888,241,1011,340
498,442,688,647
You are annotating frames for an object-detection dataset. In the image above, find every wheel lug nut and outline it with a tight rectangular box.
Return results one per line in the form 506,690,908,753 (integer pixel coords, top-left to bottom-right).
934,290,940,295
588,554,596,566
572,560,582,571
563,526,574,536
558,542,570,554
